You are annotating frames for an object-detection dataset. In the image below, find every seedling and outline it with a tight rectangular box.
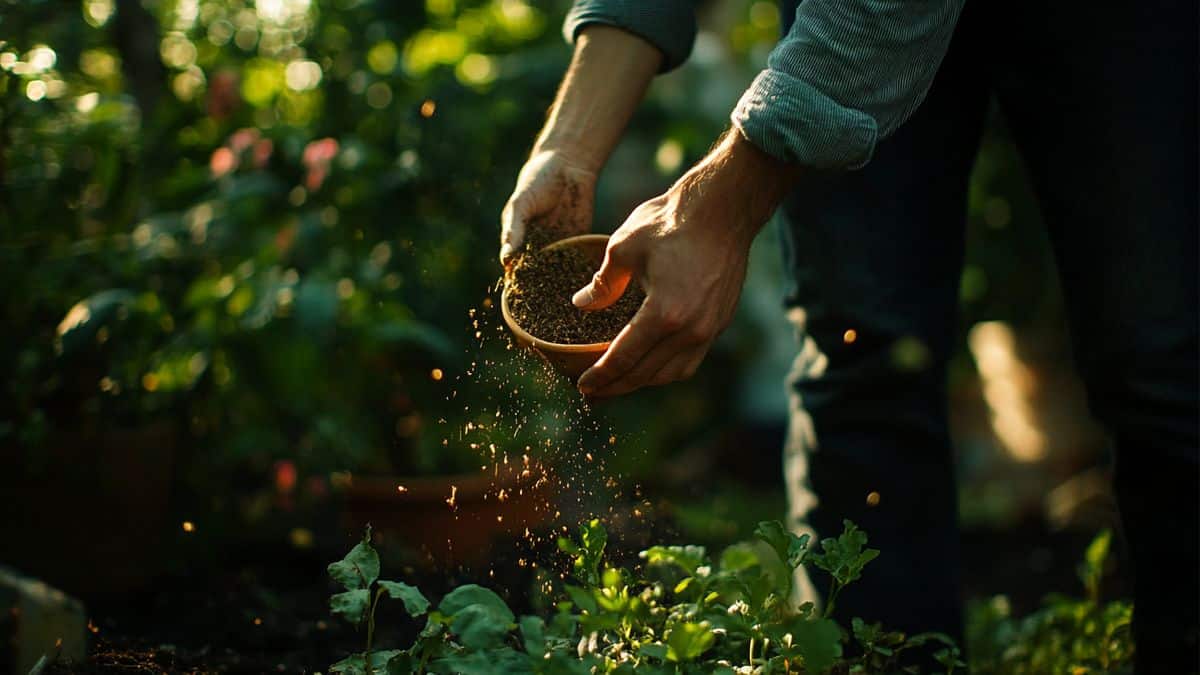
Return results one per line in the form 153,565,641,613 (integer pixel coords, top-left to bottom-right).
328,519,975,674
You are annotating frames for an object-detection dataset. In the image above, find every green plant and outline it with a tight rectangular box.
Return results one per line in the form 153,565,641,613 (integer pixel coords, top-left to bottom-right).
967,529,1134,674
328,519,964,674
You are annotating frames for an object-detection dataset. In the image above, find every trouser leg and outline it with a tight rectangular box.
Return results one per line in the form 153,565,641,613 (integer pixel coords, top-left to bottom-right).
993,1,1199,670
778,2,991,641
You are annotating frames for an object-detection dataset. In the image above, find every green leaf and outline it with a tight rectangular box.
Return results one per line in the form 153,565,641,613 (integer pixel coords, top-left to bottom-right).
330,654,366,675
1078,529,1112,601
519,616,545,657
328,528,380,591
718,543,762,572
438,584,514,623
789,618,843,674
330,589,371,626
754,521,810,569
330,650,403,675
561,519,607,586
665,621,715,662
641,545,708,575
429,648,531,674
451,603,513,650
385,651,414,675
378,580,430,617
562,585,597,614
638,643,668,661
808,520,878,587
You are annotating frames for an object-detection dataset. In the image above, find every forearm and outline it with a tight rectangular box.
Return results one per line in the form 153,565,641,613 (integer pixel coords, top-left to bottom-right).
534,25,662,172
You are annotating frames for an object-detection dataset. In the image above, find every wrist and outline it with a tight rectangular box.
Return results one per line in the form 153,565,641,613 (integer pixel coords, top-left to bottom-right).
672,130,802,242
530,134,604,175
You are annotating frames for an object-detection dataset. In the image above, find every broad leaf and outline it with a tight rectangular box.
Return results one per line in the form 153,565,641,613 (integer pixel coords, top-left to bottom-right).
330,589,371,626
563,585,597,614
451,603,513,650
329,528,380,591
665,621,715,662
519,616,545,658
330,650,403,675
561,519,607,586
429,648,531,674
789,618,842,674
379,580,430,617
438,584,514,623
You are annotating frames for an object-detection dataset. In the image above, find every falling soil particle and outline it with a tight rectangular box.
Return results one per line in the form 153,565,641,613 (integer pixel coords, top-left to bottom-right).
507,240,643,345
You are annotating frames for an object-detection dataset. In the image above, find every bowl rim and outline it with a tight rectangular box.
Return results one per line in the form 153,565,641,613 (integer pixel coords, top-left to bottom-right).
501,233,614,354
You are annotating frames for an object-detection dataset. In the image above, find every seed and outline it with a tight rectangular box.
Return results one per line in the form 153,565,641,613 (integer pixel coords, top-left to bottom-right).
506,239,644,344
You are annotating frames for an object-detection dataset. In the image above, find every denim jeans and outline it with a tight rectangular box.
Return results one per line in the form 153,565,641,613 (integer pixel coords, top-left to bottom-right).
777,0,1198,670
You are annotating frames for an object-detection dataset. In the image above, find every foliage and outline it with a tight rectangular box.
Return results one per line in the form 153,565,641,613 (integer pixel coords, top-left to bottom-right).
0,0,588,483
967,529,1134,674
329,520,966,674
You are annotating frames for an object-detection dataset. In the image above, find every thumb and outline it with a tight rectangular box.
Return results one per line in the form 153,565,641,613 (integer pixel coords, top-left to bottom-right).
499,200,527,264
572,244,635,311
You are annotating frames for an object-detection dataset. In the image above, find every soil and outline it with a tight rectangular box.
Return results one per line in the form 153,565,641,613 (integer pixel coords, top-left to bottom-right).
506,242,644,345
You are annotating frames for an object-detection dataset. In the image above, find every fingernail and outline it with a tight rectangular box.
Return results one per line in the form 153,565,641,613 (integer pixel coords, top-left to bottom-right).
572,288,591,307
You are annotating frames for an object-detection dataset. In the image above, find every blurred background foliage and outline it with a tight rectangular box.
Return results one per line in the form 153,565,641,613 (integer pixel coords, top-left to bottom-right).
1,0,1113,581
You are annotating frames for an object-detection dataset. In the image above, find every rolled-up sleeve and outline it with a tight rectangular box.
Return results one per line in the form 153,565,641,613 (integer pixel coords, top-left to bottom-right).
563,1,699,72
733,0,964,170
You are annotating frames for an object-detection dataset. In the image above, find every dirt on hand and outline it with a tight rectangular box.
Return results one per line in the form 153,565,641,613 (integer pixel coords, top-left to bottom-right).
506,238,644,345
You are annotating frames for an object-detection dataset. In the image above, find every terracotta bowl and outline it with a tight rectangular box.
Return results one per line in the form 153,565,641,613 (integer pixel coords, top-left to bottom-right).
501,234,612,378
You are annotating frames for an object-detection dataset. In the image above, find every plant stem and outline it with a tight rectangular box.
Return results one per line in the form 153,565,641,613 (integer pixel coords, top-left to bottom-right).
365,587,382,675
823,581,842,619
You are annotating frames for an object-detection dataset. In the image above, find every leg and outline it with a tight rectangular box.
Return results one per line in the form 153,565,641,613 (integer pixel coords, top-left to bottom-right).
779,4,991,641
994,1,1199,670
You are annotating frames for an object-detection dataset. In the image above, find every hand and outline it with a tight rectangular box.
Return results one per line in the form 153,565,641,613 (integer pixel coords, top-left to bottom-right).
500,152,597,264
573,131,800,398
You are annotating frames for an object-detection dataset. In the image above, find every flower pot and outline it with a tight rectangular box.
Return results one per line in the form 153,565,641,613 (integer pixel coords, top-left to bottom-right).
501,234,612,377
341,462,555,566
0,421,176,595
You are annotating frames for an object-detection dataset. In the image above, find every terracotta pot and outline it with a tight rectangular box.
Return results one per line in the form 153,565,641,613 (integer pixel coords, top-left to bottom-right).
0,421,176,595
501,234,611,377
341,462,555,566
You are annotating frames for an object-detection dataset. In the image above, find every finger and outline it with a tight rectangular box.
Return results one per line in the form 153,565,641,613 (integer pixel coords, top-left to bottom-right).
646,345,707,387
572,240,636,310
499,199,527,264
577,306,667,395
587,331,697,398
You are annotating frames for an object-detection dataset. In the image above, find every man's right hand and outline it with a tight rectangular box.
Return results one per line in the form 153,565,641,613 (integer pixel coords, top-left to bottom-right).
499,149,596,264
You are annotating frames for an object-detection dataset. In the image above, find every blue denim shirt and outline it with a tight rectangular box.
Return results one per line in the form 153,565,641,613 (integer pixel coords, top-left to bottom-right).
563,0,963,170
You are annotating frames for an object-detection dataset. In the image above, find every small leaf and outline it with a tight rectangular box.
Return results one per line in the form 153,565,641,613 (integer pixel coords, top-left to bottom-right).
563,585,597,614
641,545,707,575
789,618,843,674
754,521,810,569
328,528,380,591
665,621,715,662
438,584,514,623
330,654,366,675
330,589,371,626
378,580,430,617
808,520,878,587
638,643,668,661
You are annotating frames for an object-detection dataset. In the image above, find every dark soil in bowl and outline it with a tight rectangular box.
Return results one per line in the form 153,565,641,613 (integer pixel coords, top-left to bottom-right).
507,242,644,344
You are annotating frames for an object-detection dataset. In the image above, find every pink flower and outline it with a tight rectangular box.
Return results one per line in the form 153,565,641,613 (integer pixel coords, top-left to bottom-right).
302,137,339,190
252,138,273,169
229,127,260,154
210,147,237,178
